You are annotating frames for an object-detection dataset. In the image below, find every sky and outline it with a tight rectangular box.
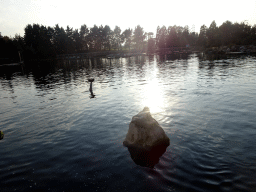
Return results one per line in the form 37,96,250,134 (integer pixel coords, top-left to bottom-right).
1,0,256,37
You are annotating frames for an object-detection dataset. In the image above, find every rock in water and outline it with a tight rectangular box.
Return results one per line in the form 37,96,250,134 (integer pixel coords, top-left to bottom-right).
0,131,4,140
123,107,170,149
123,107,170,168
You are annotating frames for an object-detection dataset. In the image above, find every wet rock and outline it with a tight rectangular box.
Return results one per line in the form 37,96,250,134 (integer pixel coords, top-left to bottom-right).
0,131,4,140
123,107,170,149
123,107,170,168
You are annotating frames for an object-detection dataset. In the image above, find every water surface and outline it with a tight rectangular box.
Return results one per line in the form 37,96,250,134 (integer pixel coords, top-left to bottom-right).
0,54,256,191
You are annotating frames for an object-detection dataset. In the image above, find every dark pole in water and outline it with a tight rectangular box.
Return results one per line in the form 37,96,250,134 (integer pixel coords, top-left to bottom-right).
88,78,95,98
89,81,93,92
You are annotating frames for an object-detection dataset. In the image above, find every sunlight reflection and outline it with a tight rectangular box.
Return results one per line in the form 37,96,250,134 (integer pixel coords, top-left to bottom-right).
141,78,165,114
139,60,167,114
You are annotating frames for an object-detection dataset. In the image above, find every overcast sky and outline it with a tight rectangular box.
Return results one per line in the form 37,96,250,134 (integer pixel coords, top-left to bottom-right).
1,0,256,37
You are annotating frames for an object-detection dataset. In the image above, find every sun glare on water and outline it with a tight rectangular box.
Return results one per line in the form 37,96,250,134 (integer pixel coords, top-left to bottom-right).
141,78,165,114
139,59,169,115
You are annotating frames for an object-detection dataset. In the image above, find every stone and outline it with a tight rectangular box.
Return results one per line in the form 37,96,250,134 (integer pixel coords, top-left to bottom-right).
0,131,4,140
123,107,170,168
123,107,170,149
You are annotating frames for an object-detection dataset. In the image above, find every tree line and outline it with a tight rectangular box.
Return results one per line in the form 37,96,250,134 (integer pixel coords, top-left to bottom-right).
197,20,256,48
155,20,256,50
1,24,141,61
1,20,256,61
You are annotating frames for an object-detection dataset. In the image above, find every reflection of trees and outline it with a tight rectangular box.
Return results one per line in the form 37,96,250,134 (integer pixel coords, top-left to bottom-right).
0,65,23,80
0,65,25,96
134,55,146,65
157,54,166,63
148,55,154,63
198,53,228,61
155,54,189,85
125,55,190,82
0,79,15,94
0,55,252,100
197,54,250,79
156,54,189,63
134,56,146,79
124,56,147,79
56,57,127,90
31,61,64,91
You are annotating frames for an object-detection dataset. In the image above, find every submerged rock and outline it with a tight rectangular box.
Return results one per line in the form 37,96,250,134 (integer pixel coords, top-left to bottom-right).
0,131,4,140
127,144,169,168
123,107,170,168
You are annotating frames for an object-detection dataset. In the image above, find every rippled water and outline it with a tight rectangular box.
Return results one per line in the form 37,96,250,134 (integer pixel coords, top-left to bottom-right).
0,54,256,191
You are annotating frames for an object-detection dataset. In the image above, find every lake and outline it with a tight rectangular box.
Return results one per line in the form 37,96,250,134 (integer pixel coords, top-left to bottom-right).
0,54,256,191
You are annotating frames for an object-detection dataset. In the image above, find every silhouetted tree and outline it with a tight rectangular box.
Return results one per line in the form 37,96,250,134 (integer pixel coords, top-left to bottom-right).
53,24,68,54
80,24,89,51
4,20,256,63
250,25,256,45
189,32,198,46
147,38,155,53
24,24,54,58
88,25,99,51
180,25,189,47
122,28,132,50
156,26,167,50
166,26,179,48
198,24,208,48
206,20,220,47
113,26,122,50
133,25,145,50
12,34,25,54
97,25,104,51
73,29,83,53
0,35,20,63
65,25,75,53
219,20,233,46
102,25,112,50
233,22,252,45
